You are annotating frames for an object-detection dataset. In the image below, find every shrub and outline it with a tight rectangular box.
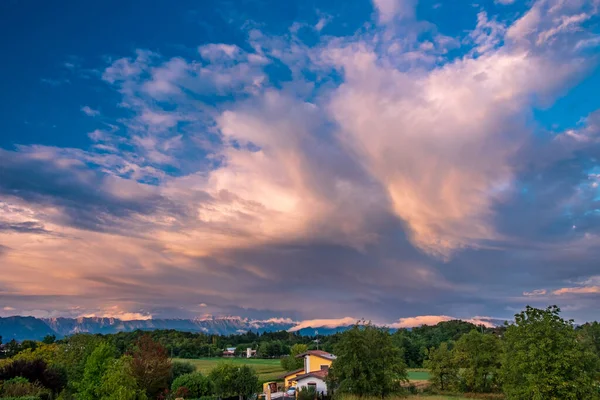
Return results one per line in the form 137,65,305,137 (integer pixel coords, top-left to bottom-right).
0,358,67,394
297,386,317,400
0,377,47,398
171,361,196,383
171,372,213,398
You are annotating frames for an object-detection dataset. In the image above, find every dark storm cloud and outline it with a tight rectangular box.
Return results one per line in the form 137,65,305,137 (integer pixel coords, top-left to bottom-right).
0,148,187,233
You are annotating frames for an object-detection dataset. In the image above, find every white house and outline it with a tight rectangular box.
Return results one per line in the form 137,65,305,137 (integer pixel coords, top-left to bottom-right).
294,369,329,395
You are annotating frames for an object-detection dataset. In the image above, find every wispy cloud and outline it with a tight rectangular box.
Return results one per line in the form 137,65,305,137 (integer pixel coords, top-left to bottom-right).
81,106,100,116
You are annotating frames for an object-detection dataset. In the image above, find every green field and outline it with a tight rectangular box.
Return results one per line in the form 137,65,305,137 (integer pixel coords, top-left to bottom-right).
175,358,430,383
173,358,285,382
407,369,430,381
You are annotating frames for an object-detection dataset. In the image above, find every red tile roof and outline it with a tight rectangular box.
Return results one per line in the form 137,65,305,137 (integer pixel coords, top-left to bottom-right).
294,369,329,381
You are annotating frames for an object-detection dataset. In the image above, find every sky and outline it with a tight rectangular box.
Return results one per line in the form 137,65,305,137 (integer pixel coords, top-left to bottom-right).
1,0,600,327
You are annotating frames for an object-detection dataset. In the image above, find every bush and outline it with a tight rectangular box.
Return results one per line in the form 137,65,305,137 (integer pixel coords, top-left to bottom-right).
171,372,213,398
0,377,48,398
0,359,67,394
171,361,196,383
297,386,317,400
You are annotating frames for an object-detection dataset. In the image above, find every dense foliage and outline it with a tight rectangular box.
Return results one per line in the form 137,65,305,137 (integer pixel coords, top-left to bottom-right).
171,372,212,398
423,306,600,399
279,344,307,371
501,306,599,400
328,323,408,397
209,363,258,400
0,334,259,400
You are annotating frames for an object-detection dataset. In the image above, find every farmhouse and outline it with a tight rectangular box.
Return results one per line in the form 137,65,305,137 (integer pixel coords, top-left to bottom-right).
222,347,236,357
281,350,336,394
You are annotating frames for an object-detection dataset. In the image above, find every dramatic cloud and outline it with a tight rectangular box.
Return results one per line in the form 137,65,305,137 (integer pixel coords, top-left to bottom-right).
1,0,599,323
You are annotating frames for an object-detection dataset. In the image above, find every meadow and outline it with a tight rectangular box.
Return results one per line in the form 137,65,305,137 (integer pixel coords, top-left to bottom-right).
174,357,286,382
175,358,431,383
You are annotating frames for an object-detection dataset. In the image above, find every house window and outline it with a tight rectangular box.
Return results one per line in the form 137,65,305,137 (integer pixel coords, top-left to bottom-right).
320,365,329,371
307,383,317,389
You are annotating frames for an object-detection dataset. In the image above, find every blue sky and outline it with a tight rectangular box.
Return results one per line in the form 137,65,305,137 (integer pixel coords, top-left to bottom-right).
1,0,600,327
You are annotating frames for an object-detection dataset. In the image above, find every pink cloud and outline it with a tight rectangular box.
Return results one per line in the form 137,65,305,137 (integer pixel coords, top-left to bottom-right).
288,317,357,332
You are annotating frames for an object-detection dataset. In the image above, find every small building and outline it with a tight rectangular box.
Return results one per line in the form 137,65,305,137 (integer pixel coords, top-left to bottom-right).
223,347,236,357
279,350,336,395
246,347,257,358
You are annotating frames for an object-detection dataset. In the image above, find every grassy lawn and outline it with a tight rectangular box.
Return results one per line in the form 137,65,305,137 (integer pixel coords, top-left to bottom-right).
174,358,432,384
407,369,430,381
173,357,285,382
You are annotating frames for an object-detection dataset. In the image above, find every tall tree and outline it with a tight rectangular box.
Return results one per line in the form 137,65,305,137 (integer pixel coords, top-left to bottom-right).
501,305,600,400
453,330,501,392
329,323,408,397
129,335,172,399
233,365,259,400
281,343,308,371
579,321,600,360
424,342,458,392
56,333,104,387
98,356,147,400
209,363,237,399
78,342,117,400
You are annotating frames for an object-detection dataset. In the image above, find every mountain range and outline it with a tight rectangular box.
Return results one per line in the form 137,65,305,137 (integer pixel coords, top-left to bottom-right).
0,315,350,342
0,315,507,342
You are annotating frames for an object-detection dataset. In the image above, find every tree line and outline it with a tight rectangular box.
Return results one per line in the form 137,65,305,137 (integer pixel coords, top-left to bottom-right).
1,319,498,368
0,334,258,400
327,306,600,399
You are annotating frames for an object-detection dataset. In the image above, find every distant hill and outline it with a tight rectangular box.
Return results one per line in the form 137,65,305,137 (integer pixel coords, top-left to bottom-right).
0,315,506,342
0,316,59,342
0,316,297,341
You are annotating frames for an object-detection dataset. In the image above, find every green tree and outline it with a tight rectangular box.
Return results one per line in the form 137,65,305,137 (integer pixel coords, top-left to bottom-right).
43,334,57,344
209,363,236,399
392,329,423,368
453,330,501,392
56,334,104,387
78,342,117,399
171,372,213,398
232,365,258,400
329,323,408,397
281,343,308,371
209,363,258,400
170,360,196,384
98,356,147,400
579,321,600,359
13,343,60,364
424,342,458,392
501,305,600,400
